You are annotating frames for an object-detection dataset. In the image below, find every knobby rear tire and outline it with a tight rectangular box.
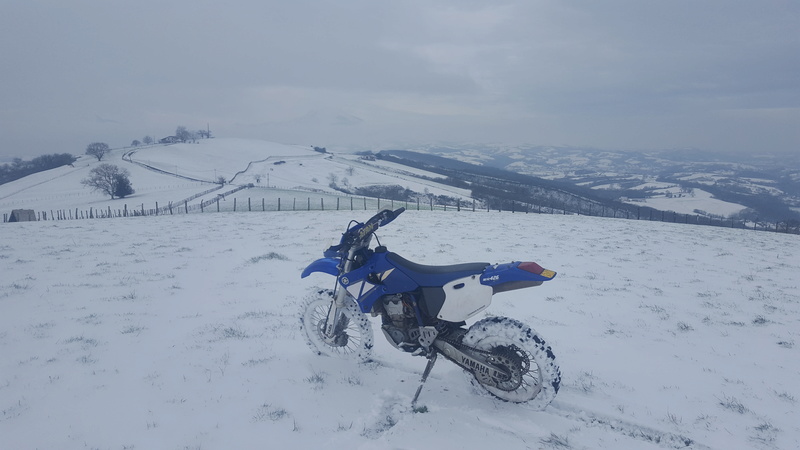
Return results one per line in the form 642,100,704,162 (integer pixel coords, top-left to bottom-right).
299,289,374,363
462,316,561,410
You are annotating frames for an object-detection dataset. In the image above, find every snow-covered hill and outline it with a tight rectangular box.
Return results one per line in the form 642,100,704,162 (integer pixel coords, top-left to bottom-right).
1,138,471,219
2,211,798,449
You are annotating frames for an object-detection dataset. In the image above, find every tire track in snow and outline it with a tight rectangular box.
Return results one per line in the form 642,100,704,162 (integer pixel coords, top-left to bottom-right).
548,401,710,449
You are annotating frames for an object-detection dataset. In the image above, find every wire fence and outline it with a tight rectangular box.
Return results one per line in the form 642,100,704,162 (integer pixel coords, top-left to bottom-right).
4,185,799,235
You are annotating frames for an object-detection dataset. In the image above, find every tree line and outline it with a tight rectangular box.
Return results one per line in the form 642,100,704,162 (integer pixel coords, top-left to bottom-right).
0,153,77,185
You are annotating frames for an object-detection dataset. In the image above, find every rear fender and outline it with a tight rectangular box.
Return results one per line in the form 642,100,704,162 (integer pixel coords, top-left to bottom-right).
301,257,341,278
480,261,556,294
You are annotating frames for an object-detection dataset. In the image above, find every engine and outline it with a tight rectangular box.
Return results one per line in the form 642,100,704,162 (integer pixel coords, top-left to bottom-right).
377,293,421,352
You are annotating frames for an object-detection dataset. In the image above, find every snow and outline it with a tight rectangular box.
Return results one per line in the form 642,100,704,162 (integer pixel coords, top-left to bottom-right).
624,188,746,217
2,137,799,448
0,139,472,218
2,210,799,449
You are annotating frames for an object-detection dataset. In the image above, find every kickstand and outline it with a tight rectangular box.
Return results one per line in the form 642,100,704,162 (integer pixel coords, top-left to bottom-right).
411,351,438,409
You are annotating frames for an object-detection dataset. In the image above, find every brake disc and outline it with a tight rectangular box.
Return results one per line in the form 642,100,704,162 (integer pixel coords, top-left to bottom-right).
485,345,529,391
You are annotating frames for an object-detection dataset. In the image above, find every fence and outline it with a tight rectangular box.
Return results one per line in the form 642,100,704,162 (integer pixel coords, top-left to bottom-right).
3,186,799,235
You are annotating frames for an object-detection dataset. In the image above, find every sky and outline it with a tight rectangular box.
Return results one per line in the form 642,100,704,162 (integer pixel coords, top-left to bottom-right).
1,0,799,160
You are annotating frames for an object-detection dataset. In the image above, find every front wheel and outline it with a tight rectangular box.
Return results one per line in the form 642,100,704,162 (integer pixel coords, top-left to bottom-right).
462,316,561,409
299,289,374,362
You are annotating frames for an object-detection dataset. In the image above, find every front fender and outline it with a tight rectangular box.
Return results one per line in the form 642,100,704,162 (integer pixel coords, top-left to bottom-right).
301,257,340,278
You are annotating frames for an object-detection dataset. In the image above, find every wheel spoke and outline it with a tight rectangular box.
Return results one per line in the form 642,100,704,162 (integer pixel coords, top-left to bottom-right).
300,291,374,362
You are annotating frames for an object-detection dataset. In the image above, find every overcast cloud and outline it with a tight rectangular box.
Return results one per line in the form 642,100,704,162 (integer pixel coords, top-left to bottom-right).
1,0,798,159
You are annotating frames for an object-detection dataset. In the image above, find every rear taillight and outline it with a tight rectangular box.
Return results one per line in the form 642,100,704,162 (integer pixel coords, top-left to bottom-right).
519,261,544,274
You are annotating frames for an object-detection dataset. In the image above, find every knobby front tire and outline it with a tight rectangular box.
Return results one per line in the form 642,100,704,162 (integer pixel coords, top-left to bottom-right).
299,289,374,363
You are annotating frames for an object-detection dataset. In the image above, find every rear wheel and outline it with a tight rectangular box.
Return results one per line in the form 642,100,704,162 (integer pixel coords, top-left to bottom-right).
299,290,373,362
463,316,560,409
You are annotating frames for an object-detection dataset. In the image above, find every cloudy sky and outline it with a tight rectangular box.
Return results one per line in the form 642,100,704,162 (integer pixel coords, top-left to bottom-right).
1,0,798,159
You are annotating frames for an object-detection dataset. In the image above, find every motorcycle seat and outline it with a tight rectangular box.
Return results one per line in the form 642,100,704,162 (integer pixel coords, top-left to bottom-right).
387,252,488,284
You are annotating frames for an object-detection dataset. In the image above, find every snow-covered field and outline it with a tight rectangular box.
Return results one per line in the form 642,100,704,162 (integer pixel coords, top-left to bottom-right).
2,210,798,449
624,188,746,218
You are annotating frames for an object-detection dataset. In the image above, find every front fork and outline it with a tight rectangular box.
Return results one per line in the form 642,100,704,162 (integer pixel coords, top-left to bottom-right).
321,247,360,342
320,287,351,343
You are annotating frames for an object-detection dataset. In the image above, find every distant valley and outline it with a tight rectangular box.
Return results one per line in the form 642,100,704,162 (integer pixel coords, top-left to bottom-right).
380,144,800,223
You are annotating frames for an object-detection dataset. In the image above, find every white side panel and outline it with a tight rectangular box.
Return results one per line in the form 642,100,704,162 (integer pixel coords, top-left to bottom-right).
436,275,494,322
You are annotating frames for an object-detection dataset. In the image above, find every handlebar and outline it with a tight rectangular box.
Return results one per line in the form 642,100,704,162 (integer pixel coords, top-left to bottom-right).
325,208,406,256
373,207,405,227
357,207,405,240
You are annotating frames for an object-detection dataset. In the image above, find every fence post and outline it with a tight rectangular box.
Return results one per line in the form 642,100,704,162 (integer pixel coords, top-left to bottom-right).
234,198,237,211
278,198,281,211
321,198,324,210
248,197,251,212
350,197,353,210
337,198,340,210
262,198,265,211
141,204,145,216
293,198,296,211
108,206,111,218
307,197,310,210
184,201,188,213
155,202,159,215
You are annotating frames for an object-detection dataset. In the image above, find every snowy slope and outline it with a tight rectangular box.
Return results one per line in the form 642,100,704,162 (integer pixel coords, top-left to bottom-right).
2,210,799,449
1,138,471,218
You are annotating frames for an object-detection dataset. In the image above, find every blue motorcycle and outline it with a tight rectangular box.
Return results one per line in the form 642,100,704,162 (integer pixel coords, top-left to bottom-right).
300,208,561,409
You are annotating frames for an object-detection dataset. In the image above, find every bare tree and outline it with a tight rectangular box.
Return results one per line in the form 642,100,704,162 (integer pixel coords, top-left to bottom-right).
85,142,110,161
131,140,141,147
81,163,134,199
175,126,191,143
142,136,154,145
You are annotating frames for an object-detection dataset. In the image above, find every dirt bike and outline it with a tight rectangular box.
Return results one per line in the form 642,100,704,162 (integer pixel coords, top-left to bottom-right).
299,208,561,409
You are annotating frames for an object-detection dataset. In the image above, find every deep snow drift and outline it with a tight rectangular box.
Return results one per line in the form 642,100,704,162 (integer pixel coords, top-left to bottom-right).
1,210,799,449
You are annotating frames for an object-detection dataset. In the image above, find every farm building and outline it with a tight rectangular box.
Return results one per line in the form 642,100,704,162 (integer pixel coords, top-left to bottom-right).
8,209,36,222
